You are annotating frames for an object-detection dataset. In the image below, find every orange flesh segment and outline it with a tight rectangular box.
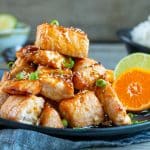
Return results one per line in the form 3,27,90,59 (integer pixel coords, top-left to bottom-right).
114,68,150,111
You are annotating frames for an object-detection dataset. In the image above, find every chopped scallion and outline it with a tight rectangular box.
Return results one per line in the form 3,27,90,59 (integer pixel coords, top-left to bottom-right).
29,71,39,80
96,79,107,88
50,20,59,26
128,113,134,119
7,61,14,69
132,120,147,124
63,57,75,69
62,119,68,127
16,72,25,80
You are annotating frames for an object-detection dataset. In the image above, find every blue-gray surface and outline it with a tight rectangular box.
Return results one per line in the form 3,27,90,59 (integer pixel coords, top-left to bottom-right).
89,44,128,69
0,129,149,150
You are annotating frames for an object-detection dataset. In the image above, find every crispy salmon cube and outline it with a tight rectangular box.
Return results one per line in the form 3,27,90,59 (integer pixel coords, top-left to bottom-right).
10,58,36,78
0,82,9,107
2,80,41,95
16,46,65,69
95,83,131,125
35,23,89,58
0,72,10,107
59,90,104,127
0,95,45,125
38,66,74,101
40,103,63,128
73,58,106,90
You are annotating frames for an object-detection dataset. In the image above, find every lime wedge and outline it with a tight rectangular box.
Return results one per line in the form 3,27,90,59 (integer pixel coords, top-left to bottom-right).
0,14,17,31
114,53,150,79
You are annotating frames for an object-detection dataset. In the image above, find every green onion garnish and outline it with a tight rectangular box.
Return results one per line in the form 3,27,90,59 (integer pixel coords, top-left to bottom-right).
128,113,135,119
96,79,107,88
50,20,59,26
7,61,14,69
131,120,147,124
63,57,75,69
127,113,148,124
62,119,68,127
29,71,39,80
16,72,25,80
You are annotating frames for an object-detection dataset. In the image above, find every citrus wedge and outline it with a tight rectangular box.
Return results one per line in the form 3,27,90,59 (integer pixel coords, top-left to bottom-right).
0,14,17,31
114,53,150,79
114,68,150,111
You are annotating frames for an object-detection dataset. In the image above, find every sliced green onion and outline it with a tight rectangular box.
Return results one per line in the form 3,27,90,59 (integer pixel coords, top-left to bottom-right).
62,119,68,127
16,72,25,80
127,113,148,124
128,113,134,119
29,71,39,80
63,57,75,69
7,61,14,69
128,113,138,119
96,79,107,88
132,120,147,124
50,20,59,26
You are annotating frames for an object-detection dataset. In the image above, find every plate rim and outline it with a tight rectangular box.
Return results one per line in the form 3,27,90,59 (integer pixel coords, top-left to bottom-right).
0,117,149,133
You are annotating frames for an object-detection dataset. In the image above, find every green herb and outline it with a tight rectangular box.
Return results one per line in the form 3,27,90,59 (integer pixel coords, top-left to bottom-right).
128,113,134,119
7,61,14,69
96,79,107,88
132,120,148,124
63,57,75,69
16,72,25,80
128,113,138,119
50,20,59,26
62,119,68,127
29,71,39,80
128,113,148,124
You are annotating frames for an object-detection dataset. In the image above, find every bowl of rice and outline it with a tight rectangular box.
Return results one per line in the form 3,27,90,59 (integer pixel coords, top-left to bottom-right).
117,16,150,54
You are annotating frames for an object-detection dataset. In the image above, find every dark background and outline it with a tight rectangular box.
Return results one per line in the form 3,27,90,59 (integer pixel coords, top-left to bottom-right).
0,0,150,42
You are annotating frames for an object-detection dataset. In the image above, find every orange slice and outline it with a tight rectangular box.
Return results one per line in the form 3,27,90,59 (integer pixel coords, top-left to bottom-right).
113,68,150,111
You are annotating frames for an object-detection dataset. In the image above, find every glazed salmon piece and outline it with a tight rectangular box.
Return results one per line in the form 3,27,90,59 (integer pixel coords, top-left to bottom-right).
0,72,10,107
0,95,44,125
59,90,104,127
17,45,65,69
73,58,106,90
35,23,89,58
10,58,36,78
40,103,64,128
95,82,131,125
38,66,74,101
2,80,41,95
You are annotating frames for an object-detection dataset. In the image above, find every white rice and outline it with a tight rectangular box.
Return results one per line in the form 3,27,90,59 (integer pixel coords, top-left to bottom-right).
131,16,150,48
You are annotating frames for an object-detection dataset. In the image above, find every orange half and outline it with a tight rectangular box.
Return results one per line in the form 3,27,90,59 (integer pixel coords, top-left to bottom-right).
114,68,150,111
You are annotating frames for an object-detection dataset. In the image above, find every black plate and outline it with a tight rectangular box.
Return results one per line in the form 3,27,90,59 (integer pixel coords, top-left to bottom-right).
0,118,150,139
0,69,150,139
117,28,150,54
